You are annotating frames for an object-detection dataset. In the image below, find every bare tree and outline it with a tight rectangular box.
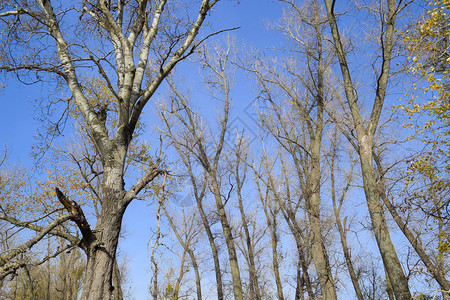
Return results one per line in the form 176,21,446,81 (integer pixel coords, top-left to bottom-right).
323,0,413,298
327,130,364,300
158,181,204,300
159,42,244,300
227,134,263,300
159,121,224,299
255,169,286,300
243,0,338,297
0,1,223,298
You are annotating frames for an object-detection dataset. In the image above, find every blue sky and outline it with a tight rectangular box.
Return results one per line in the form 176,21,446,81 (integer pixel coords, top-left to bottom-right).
0,1,285,299
122,2,286,298
0,0,437,299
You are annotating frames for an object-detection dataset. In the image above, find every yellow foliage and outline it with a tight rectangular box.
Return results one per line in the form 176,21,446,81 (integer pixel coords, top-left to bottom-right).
400,0,449,254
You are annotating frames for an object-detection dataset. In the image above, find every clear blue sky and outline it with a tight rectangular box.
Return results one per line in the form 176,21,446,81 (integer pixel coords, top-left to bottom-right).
0,1,284,299
122,2,286,298
0,1,432,299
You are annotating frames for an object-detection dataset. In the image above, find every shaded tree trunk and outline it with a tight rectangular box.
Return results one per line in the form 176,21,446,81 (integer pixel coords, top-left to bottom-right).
81,204,124,299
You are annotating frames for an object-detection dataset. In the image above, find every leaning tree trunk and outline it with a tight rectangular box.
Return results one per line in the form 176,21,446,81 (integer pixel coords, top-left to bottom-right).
323,0,412,298
359,142,412,300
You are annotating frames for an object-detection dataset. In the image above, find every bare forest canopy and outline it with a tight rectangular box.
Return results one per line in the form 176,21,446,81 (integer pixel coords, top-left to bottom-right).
0,0,448,299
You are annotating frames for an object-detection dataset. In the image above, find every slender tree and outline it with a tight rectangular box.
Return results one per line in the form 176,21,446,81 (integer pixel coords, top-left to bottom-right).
159,43,244,300
323,0,412,298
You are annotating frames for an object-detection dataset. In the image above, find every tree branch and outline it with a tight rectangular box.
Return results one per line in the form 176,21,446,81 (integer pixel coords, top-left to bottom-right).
55,188,94,249
0,214,79,245
0,214,72,268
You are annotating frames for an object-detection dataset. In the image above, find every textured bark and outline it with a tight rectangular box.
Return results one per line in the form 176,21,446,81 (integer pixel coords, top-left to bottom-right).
0,0,219,296
305,165,336,300
323,0,412,298
80,172,127,300
385,265,395,300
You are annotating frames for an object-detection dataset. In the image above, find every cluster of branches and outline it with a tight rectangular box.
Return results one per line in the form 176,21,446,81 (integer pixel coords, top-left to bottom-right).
0,0,448,299
144,1,449,299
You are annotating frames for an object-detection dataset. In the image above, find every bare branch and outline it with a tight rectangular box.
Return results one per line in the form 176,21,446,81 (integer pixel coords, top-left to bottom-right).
0,214,72,268
0,214,79,246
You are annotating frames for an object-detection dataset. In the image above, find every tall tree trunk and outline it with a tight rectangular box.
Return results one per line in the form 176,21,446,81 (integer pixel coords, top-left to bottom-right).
211,177,244,300
330,146,363,300
190,248,203,300
281,208,314,299
360,143,411,300
295,255,305,300
305,146,336,299
323,0,412,298
306,192,336,299
234,154,261,300
385,264,395,300
237,197,261,300
264,157,314,300
173,249,187,299
333,210,363,300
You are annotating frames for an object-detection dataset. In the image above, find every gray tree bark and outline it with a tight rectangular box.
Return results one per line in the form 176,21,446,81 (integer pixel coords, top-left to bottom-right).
0,1,220,299
323,0,412,298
